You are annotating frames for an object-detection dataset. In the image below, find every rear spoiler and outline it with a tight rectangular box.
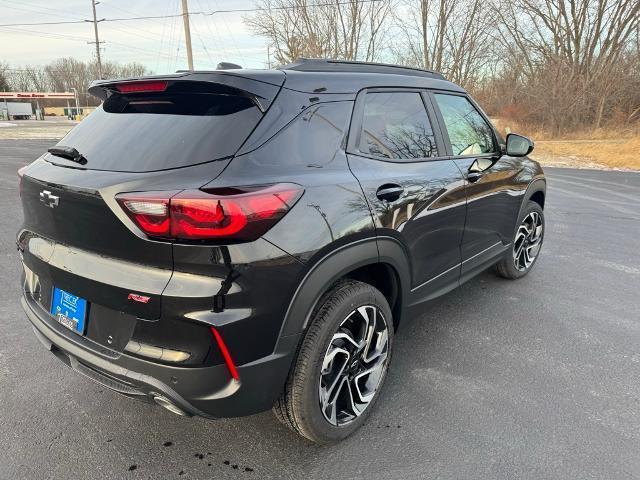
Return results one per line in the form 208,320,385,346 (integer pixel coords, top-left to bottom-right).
88,70,285,112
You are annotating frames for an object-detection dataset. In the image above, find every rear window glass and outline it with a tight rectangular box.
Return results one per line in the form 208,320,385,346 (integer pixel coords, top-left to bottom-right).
359,92,438,160
53,89,262,172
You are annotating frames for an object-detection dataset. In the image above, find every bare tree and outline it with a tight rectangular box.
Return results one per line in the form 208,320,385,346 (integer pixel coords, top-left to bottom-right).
391,0,494,89
490,0,640,132
2,58,150,106
0,62,10,91
244,0,393,65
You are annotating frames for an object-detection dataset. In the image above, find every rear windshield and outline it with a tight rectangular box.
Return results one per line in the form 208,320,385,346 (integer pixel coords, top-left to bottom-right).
52,87,262,172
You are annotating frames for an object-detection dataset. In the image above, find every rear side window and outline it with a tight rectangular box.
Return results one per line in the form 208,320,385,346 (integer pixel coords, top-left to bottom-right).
252,102,351,168
433,94,496,156
358,92,438,160
55,84,263,172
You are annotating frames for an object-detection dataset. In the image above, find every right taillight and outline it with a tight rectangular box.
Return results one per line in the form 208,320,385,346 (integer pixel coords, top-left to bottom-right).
116,184,303,242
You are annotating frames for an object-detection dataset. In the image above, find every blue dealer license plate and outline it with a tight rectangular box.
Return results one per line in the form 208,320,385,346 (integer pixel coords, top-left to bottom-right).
50,287,88,335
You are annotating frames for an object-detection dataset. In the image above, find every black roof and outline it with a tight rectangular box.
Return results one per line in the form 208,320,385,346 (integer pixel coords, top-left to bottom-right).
88,59,462,100
280,58,445,80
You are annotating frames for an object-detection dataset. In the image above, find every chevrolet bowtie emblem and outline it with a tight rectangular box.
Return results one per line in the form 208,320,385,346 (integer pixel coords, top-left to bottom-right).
39,190,59,208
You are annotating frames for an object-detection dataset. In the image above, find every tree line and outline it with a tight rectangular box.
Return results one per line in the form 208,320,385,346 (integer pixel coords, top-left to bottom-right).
246,0,640,135
1,0,637,135
0,58,148,107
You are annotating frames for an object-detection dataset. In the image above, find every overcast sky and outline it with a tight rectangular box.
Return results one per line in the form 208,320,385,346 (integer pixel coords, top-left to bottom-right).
0,0,269,73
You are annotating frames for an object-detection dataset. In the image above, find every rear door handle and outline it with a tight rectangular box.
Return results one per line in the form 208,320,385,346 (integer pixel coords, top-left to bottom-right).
376,184,404,202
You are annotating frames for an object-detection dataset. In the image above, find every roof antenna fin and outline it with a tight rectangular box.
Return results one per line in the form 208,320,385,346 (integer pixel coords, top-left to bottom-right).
217,62,242,70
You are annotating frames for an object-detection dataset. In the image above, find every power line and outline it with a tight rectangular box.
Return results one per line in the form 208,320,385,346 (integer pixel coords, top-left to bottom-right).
0,0,384,27
191,21,215,68
210,0,247,65
200,0,383,16
154,0,173,72
197,0,230,61
166,1,181,72
0,19,88,27
1,27,178,60
0,26,90,42
0,0,81,22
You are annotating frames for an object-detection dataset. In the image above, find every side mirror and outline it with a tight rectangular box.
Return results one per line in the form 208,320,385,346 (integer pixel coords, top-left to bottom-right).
506,133,534,157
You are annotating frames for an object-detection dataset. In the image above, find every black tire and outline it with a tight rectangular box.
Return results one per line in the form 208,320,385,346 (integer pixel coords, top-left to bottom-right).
273,279,394,443
495,201,545,279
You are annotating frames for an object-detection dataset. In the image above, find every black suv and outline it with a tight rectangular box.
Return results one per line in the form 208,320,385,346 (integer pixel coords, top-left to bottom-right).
18,59,546,443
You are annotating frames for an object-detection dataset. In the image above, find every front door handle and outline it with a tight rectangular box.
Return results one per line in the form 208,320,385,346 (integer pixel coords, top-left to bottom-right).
376,184,404,202
466,157,496,183
467,171,483,183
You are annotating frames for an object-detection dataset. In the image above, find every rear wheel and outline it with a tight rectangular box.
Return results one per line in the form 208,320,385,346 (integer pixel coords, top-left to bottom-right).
495,201,544,279
273,280,393,443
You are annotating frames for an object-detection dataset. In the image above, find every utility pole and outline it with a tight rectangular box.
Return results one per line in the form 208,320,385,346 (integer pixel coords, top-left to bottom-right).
71,87,80,120
181,0,194,70
87,0,105,79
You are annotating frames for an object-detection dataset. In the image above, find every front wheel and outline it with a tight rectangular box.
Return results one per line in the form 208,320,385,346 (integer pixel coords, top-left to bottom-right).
495,201,545,279
273,280,393,443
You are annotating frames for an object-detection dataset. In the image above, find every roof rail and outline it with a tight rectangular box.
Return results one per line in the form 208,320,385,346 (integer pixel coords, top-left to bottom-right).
279,58,445,80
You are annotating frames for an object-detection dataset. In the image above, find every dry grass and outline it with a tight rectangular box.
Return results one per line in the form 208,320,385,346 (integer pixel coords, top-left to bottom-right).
532,137,640,170
491,119,640,170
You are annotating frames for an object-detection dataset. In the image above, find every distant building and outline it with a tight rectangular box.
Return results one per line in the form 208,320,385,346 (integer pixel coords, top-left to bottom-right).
0,91,87,119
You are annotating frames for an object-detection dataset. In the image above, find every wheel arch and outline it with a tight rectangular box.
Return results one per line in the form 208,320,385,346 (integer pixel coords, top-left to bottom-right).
275,237,411,346
529,189,545,209
519,178,546,219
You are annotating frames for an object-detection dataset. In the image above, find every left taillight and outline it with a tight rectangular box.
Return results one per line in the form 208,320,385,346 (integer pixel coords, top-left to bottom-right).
115,183,303,242
117,191,172,236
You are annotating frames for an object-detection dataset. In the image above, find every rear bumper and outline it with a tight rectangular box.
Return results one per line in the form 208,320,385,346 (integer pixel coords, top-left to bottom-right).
22,294,299,418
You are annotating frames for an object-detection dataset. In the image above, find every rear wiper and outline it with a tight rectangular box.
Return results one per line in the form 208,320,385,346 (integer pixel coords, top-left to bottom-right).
47,146,88,165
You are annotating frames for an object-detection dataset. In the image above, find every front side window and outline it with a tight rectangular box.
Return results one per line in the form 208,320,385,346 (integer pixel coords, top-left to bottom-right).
434,94,496,156
359,92,438,160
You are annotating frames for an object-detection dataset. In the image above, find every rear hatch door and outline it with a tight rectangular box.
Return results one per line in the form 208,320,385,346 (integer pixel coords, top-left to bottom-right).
20,73,282,322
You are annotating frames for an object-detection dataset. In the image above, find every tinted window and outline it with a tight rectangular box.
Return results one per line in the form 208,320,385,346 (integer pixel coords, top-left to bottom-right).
359,92,437,160
55,91,262,172
434,94,495,155
253,102,351,168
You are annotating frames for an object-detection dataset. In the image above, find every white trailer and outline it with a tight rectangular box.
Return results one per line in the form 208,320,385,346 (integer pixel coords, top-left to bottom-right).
8,102,33,120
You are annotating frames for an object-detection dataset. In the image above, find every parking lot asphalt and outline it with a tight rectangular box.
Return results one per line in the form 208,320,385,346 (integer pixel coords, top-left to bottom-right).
1,139,639,480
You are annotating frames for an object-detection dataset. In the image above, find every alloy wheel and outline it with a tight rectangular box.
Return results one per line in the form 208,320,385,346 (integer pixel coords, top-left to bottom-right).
318,305,390,426
513,211,543,271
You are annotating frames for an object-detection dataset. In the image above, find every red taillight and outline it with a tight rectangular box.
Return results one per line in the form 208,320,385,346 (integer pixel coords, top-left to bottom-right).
117,191,173,236
116,184,302,242
170,190,248,239
115,81,168,93
210,327,240,381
